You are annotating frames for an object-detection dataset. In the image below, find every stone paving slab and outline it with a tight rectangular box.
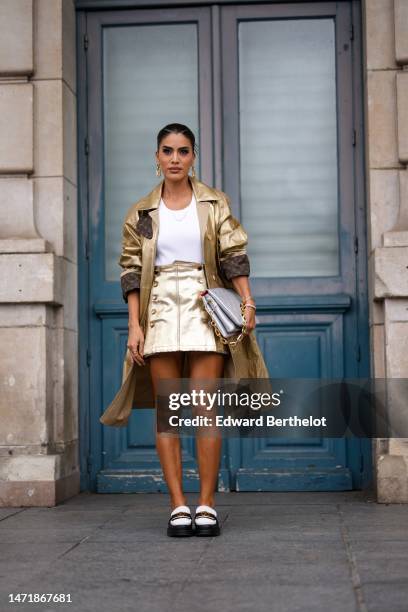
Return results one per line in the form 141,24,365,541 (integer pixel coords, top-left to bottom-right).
0,489,408,612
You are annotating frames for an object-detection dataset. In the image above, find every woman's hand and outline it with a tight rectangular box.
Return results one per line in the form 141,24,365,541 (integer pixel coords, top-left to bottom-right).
243,302,256,334
229,277,256,335
127,324,145,366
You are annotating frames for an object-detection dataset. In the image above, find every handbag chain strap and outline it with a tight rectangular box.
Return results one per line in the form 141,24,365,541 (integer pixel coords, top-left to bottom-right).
208,301,248,347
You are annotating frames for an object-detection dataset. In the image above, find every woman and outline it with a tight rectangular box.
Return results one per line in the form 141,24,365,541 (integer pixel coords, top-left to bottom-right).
100,123,269,537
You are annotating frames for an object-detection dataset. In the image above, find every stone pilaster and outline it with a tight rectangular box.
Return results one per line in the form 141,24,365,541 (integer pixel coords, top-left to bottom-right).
0,0,79,506
363,0,408,502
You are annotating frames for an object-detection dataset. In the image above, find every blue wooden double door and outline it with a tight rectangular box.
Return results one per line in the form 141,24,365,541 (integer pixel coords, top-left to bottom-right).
78,1,372,493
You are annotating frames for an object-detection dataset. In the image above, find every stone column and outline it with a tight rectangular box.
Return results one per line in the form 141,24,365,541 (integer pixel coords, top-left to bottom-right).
363,0,408,502
0,0,79,506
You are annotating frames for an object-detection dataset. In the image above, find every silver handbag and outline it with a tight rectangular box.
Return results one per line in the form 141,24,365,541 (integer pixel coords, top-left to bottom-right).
200,287,247,346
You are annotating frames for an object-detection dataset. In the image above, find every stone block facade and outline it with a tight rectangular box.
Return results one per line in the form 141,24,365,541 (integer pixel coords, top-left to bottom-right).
0,0,79,506
363,0,408,502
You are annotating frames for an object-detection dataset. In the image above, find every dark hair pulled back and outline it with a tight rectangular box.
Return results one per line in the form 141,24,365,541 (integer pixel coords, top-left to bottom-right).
157,123,198,156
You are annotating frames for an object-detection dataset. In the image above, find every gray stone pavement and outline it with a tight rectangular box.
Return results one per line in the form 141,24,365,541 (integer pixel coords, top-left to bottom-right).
1,489,408,612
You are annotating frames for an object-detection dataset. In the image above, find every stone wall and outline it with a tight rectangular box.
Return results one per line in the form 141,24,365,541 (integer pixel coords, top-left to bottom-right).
363,0,408,502
0,0,79,506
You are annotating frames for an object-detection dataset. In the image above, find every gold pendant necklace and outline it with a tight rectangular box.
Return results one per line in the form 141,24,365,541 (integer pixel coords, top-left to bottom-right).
162,197,192,222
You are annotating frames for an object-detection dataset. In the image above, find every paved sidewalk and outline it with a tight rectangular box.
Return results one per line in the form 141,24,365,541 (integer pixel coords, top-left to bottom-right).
1,489,408,612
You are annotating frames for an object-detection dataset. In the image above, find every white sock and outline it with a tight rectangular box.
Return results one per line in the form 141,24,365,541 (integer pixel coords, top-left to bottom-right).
195,504,217,525
170,505,191,526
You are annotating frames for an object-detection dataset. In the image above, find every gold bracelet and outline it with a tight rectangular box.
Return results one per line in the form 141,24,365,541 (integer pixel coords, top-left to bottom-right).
244,303,256,310
242,295,254,303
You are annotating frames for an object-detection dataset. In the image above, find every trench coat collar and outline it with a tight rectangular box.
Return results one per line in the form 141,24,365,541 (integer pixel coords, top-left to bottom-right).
134,176,221,211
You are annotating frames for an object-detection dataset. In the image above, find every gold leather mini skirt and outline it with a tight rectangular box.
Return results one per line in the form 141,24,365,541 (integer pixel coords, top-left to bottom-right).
143,260,228,357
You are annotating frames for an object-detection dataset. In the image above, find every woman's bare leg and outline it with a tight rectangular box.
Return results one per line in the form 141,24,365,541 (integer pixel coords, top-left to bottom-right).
149,352,186,510
188,351,226,508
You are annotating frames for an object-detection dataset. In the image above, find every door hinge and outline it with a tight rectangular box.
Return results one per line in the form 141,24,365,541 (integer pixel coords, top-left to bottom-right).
354,235,359,254
350,24,354,42
85,238,90,260
356,344,361,362
86,455,93,474
86,348,91,367
352,129,356,147
84,137,89,156
84,34,89,51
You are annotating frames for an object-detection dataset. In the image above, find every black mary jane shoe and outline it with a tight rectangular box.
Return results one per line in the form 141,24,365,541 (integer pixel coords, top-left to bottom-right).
194,510,221,537
167,509,194,537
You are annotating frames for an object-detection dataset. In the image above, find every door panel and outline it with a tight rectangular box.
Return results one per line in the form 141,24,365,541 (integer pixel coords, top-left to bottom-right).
85,7,214,492
103,22,200,280
238,17,339,278
222,2,356,296
221,2,364,490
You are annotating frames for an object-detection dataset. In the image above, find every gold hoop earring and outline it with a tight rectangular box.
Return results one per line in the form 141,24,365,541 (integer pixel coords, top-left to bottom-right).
190,165,196,178
156,163,162,177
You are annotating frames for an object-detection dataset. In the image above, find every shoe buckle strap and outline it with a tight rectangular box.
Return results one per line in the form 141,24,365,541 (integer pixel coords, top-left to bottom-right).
195,511,217,520
171,511,192,520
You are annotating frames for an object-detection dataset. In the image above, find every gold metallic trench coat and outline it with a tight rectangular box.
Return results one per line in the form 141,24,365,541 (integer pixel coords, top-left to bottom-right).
100,176,270,427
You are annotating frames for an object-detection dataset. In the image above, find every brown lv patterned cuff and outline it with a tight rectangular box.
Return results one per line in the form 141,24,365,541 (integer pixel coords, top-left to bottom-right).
220,254,250,280
121,272,141,302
